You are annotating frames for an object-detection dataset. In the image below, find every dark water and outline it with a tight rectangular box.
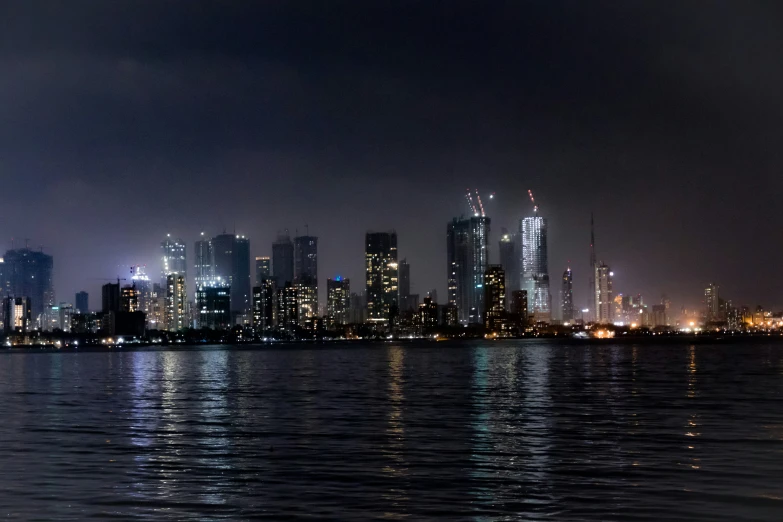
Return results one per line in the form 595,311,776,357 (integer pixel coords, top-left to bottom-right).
1,341,782,520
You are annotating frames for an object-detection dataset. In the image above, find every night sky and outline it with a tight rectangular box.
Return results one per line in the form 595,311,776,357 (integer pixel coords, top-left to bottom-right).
2,1,782,312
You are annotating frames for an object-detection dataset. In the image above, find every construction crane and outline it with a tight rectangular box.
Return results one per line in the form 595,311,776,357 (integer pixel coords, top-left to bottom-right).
528,189,538,214
465,189,487,217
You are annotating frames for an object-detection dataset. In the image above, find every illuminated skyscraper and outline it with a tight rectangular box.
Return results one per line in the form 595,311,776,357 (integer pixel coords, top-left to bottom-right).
131,266,153,319
398,258,413,311
161,236,186,280
595,263,613,323
520,212,550,322
561,267,574,323
272,233,295,287
255,256,271,286
705,283,720,322
233,235,251,321
326,277,350,329
195,281,231,329
194,235,214,285
252,279,276,332
165,274,186,332
498,231,519,309
276,282,299,335
294,235,318,328
3,247,54,321
447,216,490,324
483,265,505,331
365,231,399,323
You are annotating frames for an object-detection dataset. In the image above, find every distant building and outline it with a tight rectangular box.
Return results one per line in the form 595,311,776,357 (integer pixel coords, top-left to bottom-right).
102,283,120,314
75,291,89,314
3,296,31,334
161,236,187,280
326,277,350,329
148,283,166,330
276,282,298,335
194,236,215,286
195,281,231,330
121,285,139,312
447,216,490,325
272,233,294,287
130,267,153,319
165,274,186,332
255,257,271,286
511,289,528,324
652,304,667,327
233,235,251,322
3,247,54,322
561,267,574,323
441,303,459,327
499,232,519,309
595,263,613,323
365,231,399,324
520,213,550,322
294,235,318,329
43,303,74,332
398,258,414,312
348,292,367,324
419,296,439,327
483,265,506,331
252,279,276,332
705,283,721,322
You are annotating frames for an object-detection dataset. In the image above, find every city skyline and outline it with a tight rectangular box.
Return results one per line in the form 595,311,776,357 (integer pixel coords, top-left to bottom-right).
3,3,782,313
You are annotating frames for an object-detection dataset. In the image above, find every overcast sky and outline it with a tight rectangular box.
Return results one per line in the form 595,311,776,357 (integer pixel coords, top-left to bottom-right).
2,1,782,312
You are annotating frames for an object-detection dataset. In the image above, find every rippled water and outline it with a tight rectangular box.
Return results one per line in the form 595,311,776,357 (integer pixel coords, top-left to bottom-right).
1,341,782,520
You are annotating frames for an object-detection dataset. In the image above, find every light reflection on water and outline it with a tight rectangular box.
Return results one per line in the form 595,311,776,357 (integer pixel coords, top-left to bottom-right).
0,341,782,521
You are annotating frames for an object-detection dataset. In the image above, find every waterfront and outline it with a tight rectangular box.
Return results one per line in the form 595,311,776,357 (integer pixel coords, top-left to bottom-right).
0,341,782,520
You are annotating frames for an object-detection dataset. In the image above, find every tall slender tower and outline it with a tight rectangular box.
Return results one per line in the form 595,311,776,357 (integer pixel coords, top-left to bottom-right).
520,191,550,323
589,213,596,321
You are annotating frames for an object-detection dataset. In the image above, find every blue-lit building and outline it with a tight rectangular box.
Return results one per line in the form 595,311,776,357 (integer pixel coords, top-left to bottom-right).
520,212,550,322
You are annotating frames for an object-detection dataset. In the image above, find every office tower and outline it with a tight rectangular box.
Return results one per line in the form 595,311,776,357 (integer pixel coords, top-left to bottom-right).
3,296,31,334
233,235,251,320
349,292,367,324
102,283,120,313
441,304,459,327
161,236,187,280
194,235,215,285
195,281,231,329
165,274,186,332
520,211,550,323
130,266,153,317
511,289,528,322
255,256,271,286
148,283,165,330
43,303,73,332
561,267,574,323
3,247,54,321
398,258,412,311
705,283,720,322
483,265,506,331
276,282,299,335
75,291,89,314
419,297,439,327
272,233,294,287
212,233,235,285
447,216,490,324
294,235,318,328
595,263,613,323
365,231,399,323
252,279,276,332
326,277,350,329
499,231,519,309
121,285,139,312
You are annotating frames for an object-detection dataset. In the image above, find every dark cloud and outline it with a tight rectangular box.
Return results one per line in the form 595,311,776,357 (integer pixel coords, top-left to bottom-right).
1,1,782,311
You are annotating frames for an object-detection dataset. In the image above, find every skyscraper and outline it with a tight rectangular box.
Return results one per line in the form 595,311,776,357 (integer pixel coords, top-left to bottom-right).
131,267,153,320
121,285,139,312
520,212,550,323
195,281,231,329
255,256,271,286
595,263,613,323
326,277,350,329
498,231,519,309
75,291,89,314
194,235,214,285
561,267,574,323
483,265,506,331
3,247,54,321
161,236,187,280
165,274,186,332
233,235,251,321
365,231,399,323
398,258,412,311
212,233,235,285
447,216,490,324
704,283,720,322
294,235,318,328
272,233,294,287
252,279,276,332
101,283,120,313
276,282,298,335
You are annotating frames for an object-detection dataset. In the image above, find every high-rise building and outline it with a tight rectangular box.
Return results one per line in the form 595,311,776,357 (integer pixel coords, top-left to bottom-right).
595,263,613,323
398,259,412,311
705,283,720,322
121,285,139,312
194,235,215,286
165,274,186,332
233,235,251,321
365,231,399,323
148,283,165,330
483,265,506,331
252,279,276,332
42,303,73,332
3,296,31,334
652,304,667,327
161,236,187,280
498,231,519,309
326,277,350,329
272,233,295,287
419,297,439,327
561,267,574,323
276,282,299,335
131,267,153,319
511,289,528,323
447,216,490,324
255,257,271,286
3,247,54,321
294,235,318,328
102,283,120,313
75,291,89,314
212,233,235,286
195,281,231,329
520,212,550,323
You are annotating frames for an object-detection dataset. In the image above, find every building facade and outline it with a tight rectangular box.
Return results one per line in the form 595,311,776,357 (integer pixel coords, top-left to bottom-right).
75,291,89,314
3,248,54,321
447,216,490,324
561,267,574,323
195,281,231,330
165,274,186,332
520,214,550,323
272,233,294,287
483,265,506,331
326,277,350,329
499,232,519,310
161,236,187,280
255,257,271,286
365,231,399,323
595,263,613,323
